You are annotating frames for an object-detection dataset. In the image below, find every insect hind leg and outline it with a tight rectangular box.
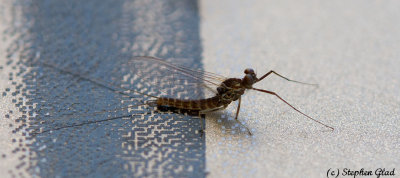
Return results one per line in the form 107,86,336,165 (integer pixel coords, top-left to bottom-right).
199,104,228,114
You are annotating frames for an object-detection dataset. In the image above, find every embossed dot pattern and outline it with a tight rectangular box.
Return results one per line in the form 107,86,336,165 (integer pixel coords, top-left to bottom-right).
1,0,206,177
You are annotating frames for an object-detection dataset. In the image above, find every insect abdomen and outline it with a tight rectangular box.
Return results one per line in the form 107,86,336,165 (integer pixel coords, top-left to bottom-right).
156,97,221,111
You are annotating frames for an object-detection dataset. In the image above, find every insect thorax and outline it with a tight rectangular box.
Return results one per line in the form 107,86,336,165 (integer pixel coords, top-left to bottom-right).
217,78,245,104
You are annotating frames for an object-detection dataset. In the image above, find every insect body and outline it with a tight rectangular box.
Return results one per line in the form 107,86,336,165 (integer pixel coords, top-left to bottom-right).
156,69,254,113
37,56,333,136
140,57,334,134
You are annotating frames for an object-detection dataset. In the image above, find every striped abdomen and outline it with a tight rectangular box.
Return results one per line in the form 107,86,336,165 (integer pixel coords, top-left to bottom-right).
156,96,222,111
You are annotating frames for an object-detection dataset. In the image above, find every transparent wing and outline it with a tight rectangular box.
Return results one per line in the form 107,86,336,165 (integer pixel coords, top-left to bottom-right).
107,56,227,100
31,57,220,135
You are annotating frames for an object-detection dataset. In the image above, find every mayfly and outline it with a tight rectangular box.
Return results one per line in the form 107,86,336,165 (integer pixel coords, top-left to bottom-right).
36,56,333,136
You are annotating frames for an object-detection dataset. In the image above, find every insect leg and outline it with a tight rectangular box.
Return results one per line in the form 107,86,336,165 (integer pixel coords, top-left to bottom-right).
257,70,318,86
233,97,252,135
199,114,205,137
252,88,334,131
199,105,227,114
234,97,241,120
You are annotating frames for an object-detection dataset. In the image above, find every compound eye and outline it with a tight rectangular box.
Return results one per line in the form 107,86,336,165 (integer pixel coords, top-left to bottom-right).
243,74,254,85
244,68,254,74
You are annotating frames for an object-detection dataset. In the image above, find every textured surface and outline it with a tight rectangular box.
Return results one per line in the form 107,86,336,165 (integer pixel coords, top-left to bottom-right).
1,0,400,178
0,0,205,177
201,0,400,177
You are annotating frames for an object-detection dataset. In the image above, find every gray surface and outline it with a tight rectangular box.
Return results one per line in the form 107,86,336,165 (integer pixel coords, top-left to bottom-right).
1,0,400,178
1,0,205,177
201,0,400,178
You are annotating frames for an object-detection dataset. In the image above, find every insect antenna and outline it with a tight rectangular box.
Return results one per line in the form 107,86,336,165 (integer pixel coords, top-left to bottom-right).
252,88,334,131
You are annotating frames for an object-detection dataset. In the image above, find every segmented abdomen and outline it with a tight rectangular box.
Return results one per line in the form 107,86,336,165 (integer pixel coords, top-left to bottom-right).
156,96,221,111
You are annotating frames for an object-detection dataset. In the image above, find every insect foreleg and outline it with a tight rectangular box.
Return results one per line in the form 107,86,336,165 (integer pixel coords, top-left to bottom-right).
257,70,318,87
252,88,334,131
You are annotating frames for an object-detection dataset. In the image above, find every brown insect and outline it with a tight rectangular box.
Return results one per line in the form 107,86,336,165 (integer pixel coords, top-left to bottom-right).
38,56,333,135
